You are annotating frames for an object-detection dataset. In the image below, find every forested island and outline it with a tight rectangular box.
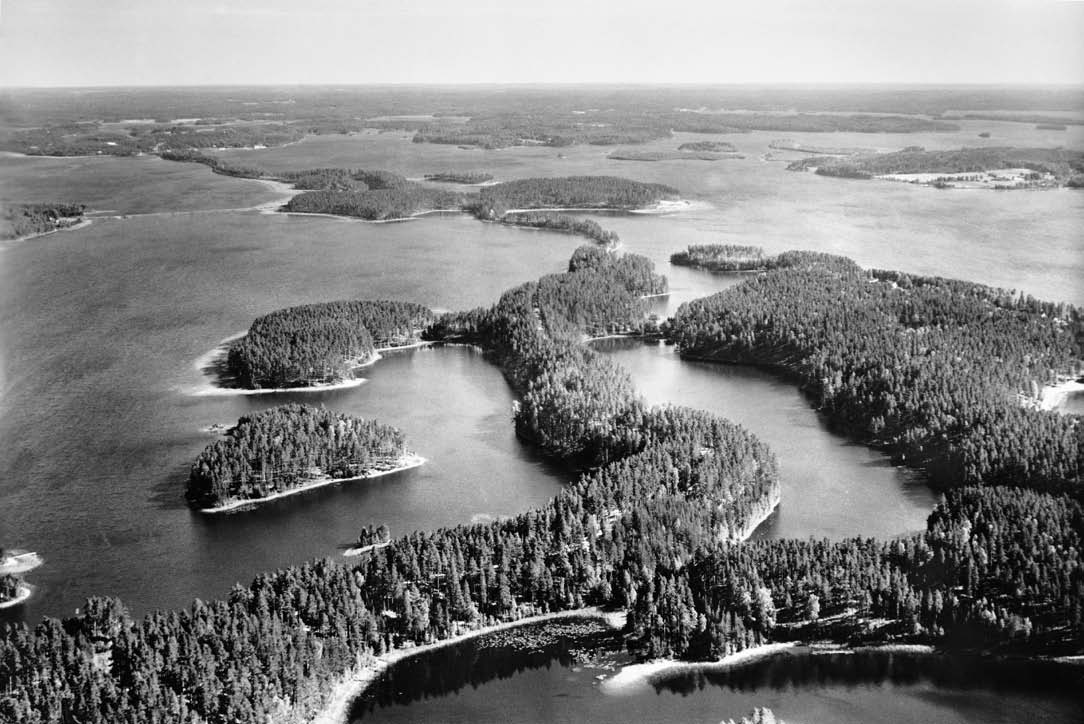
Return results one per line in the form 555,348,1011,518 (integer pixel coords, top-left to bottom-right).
607,150,743,162
0,202,86,240
498,212,619,248
0,247,1081,724
0,549,39,609
187,404,418,511
0,576,28,609
470,176,679,218
789,146,1084,188
226,300,435,389
767,139,870,155
423,172,494,184
670,244,768,272
282,186,464,221
678,141,738,153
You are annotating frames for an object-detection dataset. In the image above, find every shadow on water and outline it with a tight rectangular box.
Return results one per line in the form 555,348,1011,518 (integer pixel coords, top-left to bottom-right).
590,337,938,541
653,648,1084,698
350,621,625,720
351,637,1084,724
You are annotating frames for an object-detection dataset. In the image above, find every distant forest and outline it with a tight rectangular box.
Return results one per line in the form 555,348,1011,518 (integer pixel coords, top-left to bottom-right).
789,146,1084,185
7,84,1043,157
470,176,678,218
0,202,85,240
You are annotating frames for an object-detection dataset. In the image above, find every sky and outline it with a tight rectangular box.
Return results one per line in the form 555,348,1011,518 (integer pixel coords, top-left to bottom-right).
0,0,1082,87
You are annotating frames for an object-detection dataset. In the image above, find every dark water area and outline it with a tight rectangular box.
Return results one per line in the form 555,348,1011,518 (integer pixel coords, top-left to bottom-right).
351,620,629,720
0,212,586,621
353,642,1084,724
1062,391,1084,416
592,339,935,540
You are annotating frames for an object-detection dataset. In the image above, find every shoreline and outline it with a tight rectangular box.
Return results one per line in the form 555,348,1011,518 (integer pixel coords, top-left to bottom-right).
0,550,44,575
0,584,33,610
731,491,781,542
602,640,940,694
198,453,426,514
276,208,464,224
1036,377,1084,412
601,642,797,694
342,541,391,558
309,606,626,724
250,178,304,214
5,218,93,245
190,338,432,397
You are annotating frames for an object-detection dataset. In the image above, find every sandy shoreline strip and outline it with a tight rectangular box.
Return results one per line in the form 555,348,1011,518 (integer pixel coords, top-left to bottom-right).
0,551,45,575
189,338,432,397
6,218,93,245
309,607,626,724
1037,377,1084,412
0,584,34,610
602,642,796,694
198,453,426,514
342,541,391,558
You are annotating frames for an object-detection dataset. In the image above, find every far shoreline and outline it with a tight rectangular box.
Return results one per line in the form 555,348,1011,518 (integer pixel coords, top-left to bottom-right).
5,218,93,245
197,453,426,514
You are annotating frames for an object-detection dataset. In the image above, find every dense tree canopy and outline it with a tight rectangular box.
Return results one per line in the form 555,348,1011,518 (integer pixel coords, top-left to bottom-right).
472,176,678,218
789,146,1084,185
0,203,85,240
667,256,1083,491
2,248,1080,724
228,300,435,389
187,404,409,509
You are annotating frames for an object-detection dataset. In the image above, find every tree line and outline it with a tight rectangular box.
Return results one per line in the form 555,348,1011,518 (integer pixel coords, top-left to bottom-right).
227,300,435,389
0,203,85,240
498,212,620,248
1,248,1080,723
186,404,409,510
666,255,1083,492
470,176,678,218
423,172,494,184
0,246,783,724
788,146,1084,185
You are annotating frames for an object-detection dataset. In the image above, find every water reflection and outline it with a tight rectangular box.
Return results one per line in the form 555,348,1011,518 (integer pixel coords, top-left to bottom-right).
351,621,624,719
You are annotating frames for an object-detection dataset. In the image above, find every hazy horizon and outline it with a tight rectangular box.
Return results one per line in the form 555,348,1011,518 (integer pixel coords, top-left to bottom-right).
1,0,1082,88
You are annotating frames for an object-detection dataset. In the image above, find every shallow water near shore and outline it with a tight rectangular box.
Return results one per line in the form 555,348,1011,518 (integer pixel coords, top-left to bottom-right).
351,637,1084,724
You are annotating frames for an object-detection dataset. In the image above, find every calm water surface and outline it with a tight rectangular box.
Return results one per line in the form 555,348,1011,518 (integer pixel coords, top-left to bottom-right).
592,338,935,540
0,211,585,620
351,632,1083,724
1,126,1080,718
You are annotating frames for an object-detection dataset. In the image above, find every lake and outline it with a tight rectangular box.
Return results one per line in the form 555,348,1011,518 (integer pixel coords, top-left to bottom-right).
1,117,1081,717
349,622,1084,724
